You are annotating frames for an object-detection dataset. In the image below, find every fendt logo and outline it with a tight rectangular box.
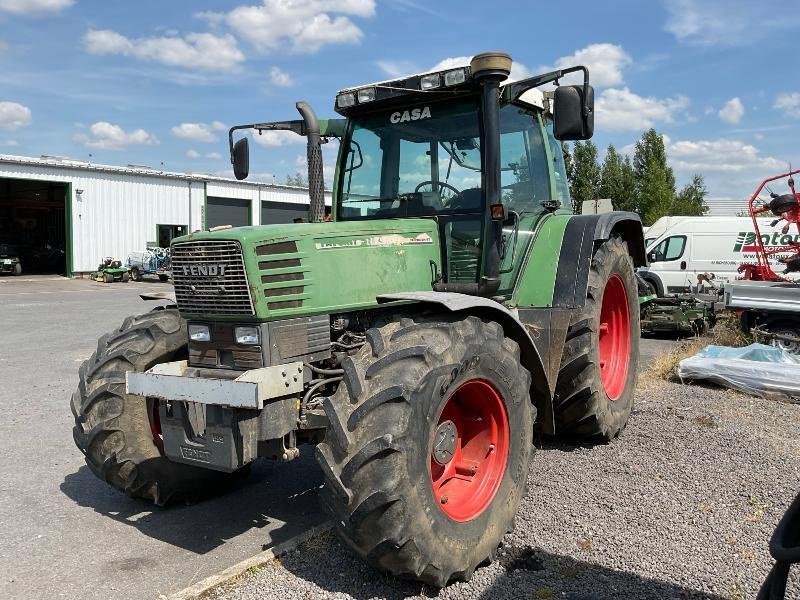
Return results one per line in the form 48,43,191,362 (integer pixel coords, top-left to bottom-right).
181,264,227,277
389,106,432,124
733,231,800,252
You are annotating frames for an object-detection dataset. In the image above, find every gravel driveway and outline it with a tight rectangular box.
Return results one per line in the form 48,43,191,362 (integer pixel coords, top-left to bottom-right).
203,378,800,600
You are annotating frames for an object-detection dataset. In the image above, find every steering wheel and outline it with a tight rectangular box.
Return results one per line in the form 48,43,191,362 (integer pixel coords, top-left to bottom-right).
414,181,461,205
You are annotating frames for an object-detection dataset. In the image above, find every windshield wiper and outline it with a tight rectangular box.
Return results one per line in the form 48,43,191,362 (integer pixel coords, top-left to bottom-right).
343,192,422,204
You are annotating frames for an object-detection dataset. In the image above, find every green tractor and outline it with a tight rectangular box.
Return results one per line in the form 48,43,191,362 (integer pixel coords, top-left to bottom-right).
71,53,645,586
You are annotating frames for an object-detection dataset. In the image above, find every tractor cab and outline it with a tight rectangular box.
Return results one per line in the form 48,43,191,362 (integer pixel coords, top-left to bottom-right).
230,52,594,297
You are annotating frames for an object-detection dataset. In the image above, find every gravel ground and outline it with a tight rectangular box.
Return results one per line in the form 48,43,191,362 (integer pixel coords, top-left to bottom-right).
203,379,800,600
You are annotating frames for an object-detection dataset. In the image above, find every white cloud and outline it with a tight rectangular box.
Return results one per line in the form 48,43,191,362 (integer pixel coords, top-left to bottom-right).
718,97,744,124
595,88,689,131
84,29,245,72
667,138,784,173
269,66,294,87
215,0,375,54
541,43,632,88
1,139,19,147
0,0,72,15
0,101,31,130
775,92,800,118
429,44,630,89
663,0,800,46
430,56,531,83
376,59,419,79
73,121,159,150
171,121,225,143
251,129,305,147
187,149,223,160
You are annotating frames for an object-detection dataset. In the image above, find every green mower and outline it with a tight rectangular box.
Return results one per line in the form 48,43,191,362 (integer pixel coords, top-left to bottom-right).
90,257,130,283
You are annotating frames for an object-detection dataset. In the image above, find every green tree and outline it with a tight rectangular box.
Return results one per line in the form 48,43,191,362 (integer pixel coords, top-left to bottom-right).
633,128,676,225
671,174,709,216
598,144,637,213
568,140,601,213
285,171,308,187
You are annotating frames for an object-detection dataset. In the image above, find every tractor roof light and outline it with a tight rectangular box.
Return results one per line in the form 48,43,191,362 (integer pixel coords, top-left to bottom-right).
336,92,356,108
443,68,467,86
420,73,441,90
356,87,376,103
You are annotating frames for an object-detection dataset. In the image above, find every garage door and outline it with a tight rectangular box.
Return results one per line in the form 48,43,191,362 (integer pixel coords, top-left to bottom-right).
206,197,251,228
261,200,310,225
0,177,68,274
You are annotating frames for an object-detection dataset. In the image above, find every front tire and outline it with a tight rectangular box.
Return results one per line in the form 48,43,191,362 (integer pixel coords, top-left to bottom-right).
71,308,234,505
553,236,639,441
13,263,22,276
316,316,534,586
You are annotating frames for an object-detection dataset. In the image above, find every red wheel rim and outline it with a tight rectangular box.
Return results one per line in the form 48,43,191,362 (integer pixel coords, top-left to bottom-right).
598,274,631,400
148,399,164,452
430,379,509,522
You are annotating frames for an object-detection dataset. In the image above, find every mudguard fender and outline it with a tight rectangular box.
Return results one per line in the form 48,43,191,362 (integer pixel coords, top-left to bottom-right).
377,291,554,432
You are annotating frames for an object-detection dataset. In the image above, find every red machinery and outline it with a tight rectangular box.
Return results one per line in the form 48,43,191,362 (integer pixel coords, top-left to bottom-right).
738,168,800,281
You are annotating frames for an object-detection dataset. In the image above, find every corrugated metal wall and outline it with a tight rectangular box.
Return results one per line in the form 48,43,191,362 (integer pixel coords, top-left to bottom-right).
0,160,334,274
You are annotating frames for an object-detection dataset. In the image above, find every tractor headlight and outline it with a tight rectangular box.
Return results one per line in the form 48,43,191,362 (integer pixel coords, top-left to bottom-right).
443,68,467,86
188,324,211,342
234,326,260,345
357,87,376,103
420,73,441,90
336,92,356,108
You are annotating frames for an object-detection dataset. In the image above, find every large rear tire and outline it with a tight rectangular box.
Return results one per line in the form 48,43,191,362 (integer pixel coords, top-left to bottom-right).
71,307,233,505
553,236,639,441
316,316,534,587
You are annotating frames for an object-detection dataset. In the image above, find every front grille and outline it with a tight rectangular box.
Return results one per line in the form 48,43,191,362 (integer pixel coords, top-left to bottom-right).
171,240,254,315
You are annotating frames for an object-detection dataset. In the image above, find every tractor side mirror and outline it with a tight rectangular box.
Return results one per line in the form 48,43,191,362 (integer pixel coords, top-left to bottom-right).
232,137,249,181
553,84,594,141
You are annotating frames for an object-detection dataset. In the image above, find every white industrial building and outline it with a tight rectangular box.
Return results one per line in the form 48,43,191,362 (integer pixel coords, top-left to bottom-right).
0,154,329,276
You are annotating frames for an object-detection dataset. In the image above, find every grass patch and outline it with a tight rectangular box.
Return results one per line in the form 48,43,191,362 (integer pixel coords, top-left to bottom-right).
640,314,752,389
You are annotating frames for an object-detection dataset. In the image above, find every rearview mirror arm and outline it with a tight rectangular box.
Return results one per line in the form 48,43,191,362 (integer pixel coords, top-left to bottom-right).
502,65,590,117
227,121,306,166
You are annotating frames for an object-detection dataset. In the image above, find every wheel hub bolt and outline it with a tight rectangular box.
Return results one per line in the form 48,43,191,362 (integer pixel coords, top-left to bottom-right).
441,496,448,504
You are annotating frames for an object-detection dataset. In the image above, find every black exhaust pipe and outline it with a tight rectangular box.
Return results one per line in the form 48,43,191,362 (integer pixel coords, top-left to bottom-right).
296,101,325,223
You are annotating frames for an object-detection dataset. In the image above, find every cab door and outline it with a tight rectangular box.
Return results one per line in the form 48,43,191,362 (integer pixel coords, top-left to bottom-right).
648,234,691,294
496,106,553,295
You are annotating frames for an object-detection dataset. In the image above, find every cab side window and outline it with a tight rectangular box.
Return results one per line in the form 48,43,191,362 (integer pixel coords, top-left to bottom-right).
651,235,686,262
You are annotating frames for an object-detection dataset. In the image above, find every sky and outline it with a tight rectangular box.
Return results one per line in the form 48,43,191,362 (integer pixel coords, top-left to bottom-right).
0,0,799,205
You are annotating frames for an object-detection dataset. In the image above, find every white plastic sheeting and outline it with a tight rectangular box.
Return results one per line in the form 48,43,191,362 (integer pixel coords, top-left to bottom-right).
678,343,800,400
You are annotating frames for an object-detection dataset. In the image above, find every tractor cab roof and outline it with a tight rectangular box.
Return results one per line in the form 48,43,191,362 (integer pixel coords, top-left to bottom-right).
334,56,548,118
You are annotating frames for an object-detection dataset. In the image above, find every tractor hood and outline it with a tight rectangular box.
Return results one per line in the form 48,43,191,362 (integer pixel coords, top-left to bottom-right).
171,219,440,320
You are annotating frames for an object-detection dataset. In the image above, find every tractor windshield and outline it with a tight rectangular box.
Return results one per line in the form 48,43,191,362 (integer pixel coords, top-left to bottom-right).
338,99,483,219
337,100,553,220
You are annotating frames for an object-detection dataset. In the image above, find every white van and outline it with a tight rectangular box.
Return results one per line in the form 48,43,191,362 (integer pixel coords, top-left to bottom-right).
643,216,689,248
638,217,800,296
